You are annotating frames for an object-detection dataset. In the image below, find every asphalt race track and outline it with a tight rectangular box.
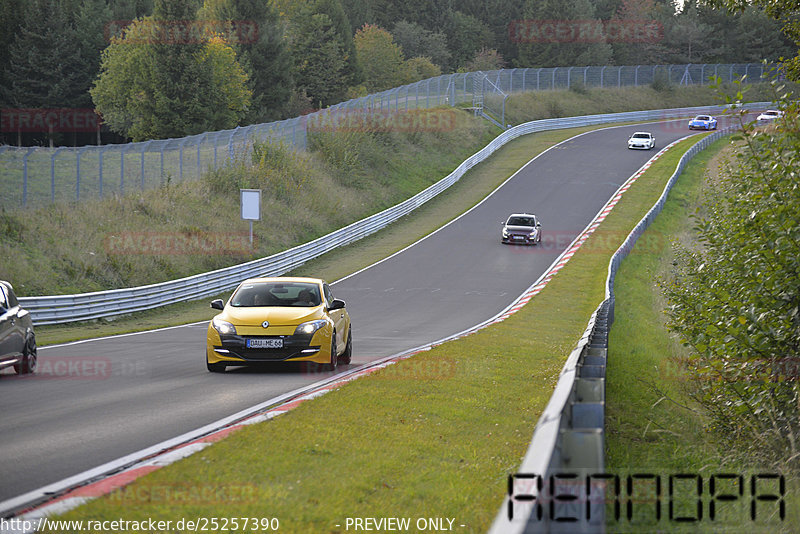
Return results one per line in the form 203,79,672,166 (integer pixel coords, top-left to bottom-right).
0,120,698,502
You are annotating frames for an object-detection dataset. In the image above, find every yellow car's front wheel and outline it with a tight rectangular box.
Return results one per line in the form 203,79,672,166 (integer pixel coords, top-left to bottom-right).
339,328,352,365
325,335,338,371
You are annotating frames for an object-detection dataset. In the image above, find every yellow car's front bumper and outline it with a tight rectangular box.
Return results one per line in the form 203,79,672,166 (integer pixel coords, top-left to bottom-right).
206,323,333,366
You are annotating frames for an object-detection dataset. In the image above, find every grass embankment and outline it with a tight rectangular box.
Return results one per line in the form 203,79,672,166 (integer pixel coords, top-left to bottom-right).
0,110,495,298
503,82,789,125
49,134,706,532
605,138,799,533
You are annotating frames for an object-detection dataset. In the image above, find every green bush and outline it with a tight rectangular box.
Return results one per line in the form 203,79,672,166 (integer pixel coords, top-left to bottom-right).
546,98,564,118
307,130,365,185
650,71,674,92
569,80,589,95
662,88,800,469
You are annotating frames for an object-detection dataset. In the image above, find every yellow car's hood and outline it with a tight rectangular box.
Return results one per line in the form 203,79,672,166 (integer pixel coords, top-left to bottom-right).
222,305,323,327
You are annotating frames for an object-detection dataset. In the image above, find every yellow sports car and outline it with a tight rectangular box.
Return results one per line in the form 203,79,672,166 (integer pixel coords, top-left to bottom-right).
206,277,351,372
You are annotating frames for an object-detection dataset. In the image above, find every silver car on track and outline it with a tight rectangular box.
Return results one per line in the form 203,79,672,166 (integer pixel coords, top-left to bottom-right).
501,213,542,245
0,281,37,375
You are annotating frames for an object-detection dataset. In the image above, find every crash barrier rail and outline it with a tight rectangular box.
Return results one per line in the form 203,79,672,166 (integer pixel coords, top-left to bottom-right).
19,108,757,325
1,63,768,209
489,127,736,533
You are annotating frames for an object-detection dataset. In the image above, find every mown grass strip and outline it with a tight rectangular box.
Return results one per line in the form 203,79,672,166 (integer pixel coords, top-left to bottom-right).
47,136,709,533
604,138,799,533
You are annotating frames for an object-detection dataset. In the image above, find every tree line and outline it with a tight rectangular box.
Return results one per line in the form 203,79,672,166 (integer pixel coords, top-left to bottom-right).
0,0,795,144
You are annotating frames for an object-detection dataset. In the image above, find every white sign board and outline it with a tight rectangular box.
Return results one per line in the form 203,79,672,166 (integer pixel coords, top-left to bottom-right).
240,189,261,221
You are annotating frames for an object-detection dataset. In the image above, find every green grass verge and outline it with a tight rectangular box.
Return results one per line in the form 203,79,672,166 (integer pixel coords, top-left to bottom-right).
605,138,799,532
47,135,709,533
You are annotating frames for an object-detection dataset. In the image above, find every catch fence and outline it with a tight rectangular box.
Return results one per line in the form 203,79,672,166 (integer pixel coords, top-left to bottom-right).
0,63,767,209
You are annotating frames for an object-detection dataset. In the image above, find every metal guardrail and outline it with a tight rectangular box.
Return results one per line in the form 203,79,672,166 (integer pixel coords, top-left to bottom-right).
489,126,736,533
1,63,767,209
19,107,758,325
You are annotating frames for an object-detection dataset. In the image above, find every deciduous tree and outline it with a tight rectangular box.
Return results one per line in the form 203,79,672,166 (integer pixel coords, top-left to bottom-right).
402,56,441,84
354,24,405,92
91,13,251,140
199,0,293,122
392,20,451,71
463,47,505,72
444,10,494,70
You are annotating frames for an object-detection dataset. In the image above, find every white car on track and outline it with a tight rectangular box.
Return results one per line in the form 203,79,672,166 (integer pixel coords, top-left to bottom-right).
756,109,783,122
627,132,656,150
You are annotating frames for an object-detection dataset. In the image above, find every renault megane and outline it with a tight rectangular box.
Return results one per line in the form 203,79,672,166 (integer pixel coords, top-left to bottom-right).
206,277,351,372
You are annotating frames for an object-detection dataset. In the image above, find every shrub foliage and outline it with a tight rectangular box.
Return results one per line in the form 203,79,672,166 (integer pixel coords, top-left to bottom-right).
663,80,800,469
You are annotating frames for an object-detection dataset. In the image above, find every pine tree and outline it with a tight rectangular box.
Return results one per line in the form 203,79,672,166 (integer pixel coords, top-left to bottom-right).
110,0,154,19
517,0,613,67
148,0,208,137
74,0,113,109
289,12,349,107
2,0,84,108
610,0,669,65
314,0,362,86
705,0,800,79
0,0,29,108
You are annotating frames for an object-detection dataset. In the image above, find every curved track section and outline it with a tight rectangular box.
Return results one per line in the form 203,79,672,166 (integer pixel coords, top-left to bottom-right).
0,121,696,502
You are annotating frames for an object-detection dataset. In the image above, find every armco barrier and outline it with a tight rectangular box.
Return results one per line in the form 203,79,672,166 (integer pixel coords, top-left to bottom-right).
489,127,736,533
19,107,760,325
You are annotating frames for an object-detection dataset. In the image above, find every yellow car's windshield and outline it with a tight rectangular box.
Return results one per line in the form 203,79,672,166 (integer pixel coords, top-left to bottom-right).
231,282,321,307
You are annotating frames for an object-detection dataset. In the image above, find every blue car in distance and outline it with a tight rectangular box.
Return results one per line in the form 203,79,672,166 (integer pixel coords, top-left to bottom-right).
688,115,717,130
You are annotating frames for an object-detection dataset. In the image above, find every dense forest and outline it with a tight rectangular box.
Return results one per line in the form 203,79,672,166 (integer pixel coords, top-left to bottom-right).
0,0,795,145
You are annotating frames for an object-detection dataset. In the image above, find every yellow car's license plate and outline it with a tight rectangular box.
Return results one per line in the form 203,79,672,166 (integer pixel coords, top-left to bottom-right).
247,338,283,349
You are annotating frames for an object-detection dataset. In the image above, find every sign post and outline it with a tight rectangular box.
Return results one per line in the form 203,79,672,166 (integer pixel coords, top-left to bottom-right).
240,189,261,247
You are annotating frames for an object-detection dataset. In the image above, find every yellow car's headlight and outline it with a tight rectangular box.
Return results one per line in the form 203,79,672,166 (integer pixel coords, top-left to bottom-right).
294,320,327,336
212,317,237,336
